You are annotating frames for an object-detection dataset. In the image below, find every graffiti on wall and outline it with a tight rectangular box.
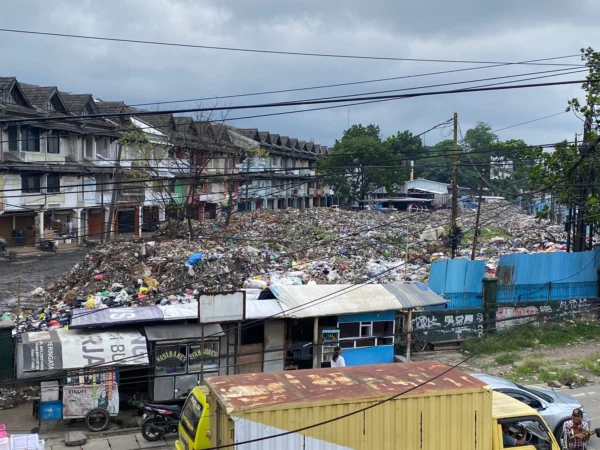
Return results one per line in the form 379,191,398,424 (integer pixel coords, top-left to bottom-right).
413,312,484,338
496,299,588,329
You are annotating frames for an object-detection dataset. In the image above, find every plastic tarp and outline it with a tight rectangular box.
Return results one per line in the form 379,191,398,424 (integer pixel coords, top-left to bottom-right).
70,302,199,328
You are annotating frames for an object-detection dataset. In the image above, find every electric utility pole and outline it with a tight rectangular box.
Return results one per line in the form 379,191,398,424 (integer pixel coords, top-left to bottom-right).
471,169,485,260
450,112,459,259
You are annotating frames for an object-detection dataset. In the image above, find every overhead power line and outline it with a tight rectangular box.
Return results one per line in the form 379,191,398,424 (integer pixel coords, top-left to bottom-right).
0,28,584,66
130,62,586,107
492,111,568,133
0,78,595,125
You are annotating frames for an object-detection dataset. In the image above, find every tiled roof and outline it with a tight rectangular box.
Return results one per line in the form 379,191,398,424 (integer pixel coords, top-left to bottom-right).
289,138,299,149
279,136,290,148
0,78,33,108
258,132,271,144
236,128,261,142
137,113,173,130
0,77,16,91
19,83,57,108
59,92,96,115
95,101,124,114
210,124,232,145
269,134,282,146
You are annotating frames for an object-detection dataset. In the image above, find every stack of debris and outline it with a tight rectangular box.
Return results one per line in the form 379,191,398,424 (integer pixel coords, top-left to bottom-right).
14,204,569,326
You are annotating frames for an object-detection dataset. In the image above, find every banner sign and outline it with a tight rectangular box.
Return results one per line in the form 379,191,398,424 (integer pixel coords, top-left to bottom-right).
63,385,120,418
21,329,148,372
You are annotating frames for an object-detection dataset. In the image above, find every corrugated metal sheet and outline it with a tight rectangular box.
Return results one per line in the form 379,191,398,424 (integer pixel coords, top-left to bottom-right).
429,260,485,294
401,178,449,195
209,362,492,450
382,283,449,308
497,249,600,285
245,299,284,319
268,284,445,319
423,260,485,309
207,361,485,412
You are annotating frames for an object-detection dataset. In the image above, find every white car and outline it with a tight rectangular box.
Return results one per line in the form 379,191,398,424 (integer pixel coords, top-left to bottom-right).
470,373,591,439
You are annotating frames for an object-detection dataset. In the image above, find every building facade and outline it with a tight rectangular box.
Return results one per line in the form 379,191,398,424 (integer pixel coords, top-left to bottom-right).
0,76,335,249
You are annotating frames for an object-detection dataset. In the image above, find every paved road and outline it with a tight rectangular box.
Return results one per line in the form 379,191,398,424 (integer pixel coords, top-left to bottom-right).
47,433,176,450
557,385,600,449
0,248,86,310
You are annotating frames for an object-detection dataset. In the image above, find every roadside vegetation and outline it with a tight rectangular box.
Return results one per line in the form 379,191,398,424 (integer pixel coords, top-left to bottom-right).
463,321,600,356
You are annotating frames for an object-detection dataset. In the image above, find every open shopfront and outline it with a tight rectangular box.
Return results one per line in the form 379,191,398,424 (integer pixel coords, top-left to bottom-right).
145,324,225,402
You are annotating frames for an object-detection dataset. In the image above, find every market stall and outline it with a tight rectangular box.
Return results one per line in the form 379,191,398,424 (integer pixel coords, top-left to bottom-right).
17,329,149,432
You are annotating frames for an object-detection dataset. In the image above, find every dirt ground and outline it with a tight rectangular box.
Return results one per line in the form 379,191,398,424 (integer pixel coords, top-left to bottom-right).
0,249,87,312
414,340,600,384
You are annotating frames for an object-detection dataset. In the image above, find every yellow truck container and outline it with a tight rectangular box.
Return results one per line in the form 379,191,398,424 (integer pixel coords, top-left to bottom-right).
178,361,560,450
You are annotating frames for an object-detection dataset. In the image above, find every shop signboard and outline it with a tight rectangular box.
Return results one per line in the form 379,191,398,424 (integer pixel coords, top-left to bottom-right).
198,291,246,324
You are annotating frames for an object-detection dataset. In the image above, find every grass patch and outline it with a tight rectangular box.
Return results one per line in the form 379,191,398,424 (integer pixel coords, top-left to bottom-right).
463,321,600,356
461,227,511,245
507,360,588,386
494,352,521,366
579,356,600,376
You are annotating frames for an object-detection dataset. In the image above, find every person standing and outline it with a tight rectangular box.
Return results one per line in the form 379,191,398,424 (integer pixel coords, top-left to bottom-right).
564,408,590,450
330,347,346,368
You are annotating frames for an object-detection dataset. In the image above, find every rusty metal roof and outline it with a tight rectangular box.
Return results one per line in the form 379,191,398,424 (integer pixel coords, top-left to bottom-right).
266,283,446,319
207,361,486,412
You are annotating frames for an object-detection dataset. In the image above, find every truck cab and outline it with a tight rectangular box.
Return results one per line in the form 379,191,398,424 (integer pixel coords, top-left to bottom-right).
175,386,210,450
492,391,560,450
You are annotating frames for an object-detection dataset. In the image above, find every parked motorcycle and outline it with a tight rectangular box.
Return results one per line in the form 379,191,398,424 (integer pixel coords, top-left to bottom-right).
139,390,189,442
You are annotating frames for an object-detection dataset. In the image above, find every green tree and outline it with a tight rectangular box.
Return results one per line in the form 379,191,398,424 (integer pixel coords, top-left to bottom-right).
385,130,423,160
417,139,454,183
527,47,600,251
318,124,405,207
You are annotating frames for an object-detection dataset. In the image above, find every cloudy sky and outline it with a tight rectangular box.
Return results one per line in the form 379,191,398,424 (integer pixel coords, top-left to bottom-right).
1,0,598,146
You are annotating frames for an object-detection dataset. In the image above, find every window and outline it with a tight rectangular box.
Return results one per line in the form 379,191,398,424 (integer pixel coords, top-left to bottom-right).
188,342,220,371
21,174,41,194
360,322,373,337
47,174,60,193
2,87,27,106
47,131,60,154
7,127,18,152
338,320,395,348
21,127,40,152
180,394,203,438
45,95,64,112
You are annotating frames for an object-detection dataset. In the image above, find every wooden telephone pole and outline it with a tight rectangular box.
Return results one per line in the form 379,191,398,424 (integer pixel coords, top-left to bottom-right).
471,169,485,260
450,112,459,259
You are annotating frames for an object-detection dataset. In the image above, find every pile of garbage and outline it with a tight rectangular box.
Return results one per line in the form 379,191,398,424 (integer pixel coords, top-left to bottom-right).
21,204,566,323
0,386,39,410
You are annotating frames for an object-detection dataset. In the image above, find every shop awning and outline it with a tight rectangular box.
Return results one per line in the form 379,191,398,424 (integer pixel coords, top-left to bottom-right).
144,324,224,341
20,329,149,372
